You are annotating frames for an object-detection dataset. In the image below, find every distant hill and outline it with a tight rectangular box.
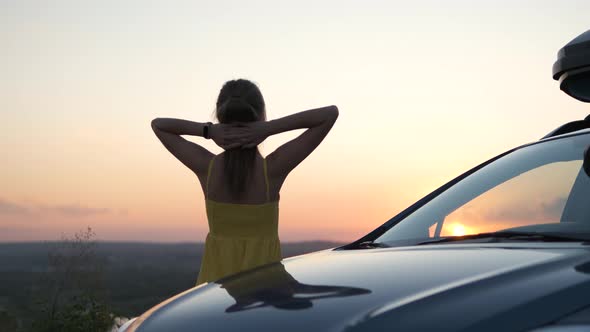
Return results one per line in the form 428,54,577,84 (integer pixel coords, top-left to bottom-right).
0,240,348,273
0,240,348,330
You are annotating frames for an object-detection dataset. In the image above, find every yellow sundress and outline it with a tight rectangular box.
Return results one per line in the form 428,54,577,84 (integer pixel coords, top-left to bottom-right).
195,155,282,286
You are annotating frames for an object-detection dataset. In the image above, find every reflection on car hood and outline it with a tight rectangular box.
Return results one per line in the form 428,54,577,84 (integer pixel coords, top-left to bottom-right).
132,244,590,332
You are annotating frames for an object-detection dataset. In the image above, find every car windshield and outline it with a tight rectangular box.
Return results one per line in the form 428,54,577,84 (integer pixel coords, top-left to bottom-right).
374,133,590,246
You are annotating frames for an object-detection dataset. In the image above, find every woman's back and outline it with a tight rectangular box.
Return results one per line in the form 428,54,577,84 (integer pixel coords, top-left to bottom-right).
204,151,280,204
204,153,280,238
196,153,282,286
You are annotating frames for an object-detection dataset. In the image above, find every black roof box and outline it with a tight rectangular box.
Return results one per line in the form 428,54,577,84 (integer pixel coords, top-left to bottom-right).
552,30,590,102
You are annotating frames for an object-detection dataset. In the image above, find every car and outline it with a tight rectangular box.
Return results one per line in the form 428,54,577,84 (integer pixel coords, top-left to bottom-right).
119,29,590,332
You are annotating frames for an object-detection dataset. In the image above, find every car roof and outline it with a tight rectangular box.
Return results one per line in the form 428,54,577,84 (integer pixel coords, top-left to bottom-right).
540,115,590,140
540,127,590,141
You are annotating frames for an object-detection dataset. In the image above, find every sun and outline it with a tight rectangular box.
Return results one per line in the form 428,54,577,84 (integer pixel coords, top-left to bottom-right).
451,224,467,236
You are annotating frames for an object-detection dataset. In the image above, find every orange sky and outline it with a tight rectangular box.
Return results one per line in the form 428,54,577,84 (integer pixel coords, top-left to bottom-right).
2,1,589,242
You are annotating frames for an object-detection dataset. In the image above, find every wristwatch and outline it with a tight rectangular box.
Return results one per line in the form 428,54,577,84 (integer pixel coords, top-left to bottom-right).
203,122,213,139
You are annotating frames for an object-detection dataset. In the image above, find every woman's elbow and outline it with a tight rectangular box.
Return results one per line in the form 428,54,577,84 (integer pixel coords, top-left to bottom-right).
151,118,161,130
328,105,339,121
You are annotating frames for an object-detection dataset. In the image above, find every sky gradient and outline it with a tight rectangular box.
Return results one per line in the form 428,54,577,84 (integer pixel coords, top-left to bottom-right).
2,0,590,242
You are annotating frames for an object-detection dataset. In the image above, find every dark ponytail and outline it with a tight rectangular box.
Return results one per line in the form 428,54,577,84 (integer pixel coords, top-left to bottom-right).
214,79,266,198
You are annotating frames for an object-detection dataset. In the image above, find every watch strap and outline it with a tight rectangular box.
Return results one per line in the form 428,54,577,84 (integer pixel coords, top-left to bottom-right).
203,122,213,139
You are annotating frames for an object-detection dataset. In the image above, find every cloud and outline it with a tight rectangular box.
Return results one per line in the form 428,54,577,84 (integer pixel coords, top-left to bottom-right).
0,197,111,218
48,204,111,217
0,198,30,215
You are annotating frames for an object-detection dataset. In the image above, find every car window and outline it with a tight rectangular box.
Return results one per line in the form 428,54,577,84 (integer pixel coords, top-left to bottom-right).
375,134,590,244
432,160,581,237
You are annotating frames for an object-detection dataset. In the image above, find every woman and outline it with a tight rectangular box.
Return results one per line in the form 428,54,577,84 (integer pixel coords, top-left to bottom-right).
151,79,338,286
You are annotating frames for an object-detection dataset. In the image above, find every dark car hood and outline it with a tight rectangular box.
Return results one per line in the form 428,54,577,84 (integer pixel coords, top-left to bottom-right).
132,244,590,332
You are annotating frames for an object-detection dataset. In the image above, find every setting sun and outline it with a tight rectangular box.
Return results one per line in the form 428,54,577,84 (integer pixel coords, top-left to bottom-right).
451,224,467,237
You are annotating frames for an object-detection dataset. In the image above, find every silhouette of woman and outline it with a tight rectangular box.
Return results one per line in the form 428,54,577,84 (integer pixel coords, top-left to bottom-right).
151,79,339,286
217,262,371,313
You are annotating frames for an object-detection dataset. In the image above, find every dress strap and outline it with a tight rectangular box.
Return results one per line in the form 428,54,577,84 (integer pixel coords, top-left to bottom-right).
206,155,216,199
263,157,270,202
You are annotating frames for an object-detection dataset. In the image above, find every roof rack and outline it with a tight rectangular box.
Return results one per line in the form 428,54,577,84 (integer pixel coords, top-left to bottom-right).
542,114,590,139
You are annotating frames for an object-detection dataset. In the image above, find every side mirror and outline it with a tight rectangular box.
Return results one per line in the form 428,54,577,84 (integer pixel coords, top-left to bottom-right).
553,30,590,102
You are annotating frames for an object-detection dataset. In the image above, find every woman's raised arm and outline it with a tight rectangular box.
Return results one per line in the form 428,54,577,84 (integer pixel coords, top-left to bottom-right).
151,118,214,175
151,118,244,174
235,105,339,178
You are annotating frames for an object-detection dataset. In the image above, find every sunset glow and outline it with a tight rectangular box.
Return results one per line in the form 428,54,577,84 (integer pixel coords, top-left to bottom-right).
2,1,589,242
451,224,467,237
